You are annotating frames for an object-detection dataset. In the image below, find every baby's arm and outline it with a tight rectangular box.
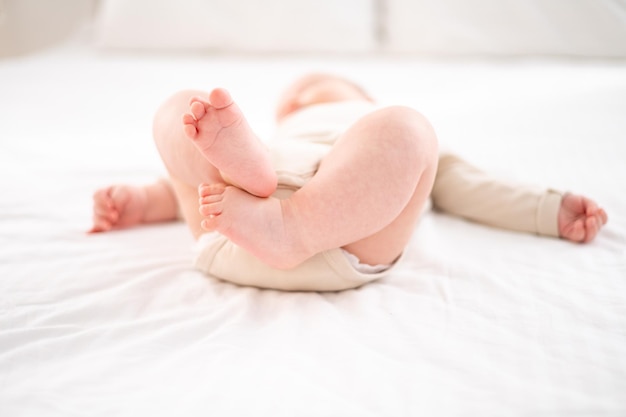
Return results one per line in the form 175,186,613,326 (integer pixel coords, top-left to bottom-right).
89,179,179,233
431,153,607,243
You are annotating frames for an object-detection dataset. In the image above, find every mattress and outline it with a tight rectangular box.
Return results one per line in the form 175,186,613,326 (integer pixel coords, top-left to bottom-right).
1,44,625,416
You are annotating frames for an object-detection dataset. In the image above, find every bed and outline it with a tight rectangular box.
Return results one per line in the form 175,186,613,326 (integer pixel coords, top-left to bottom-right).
1,6,626,416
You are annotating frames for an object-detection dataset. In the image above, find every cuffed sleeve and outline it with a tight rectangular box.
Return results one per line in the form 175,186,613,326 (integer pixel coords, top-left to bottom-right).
536,189,562,237
432,153,563,237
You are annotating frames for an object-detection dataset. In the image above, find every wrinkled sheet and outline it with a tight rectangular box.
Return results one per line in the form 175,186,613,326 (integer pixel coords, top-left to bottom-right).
1,46,625,416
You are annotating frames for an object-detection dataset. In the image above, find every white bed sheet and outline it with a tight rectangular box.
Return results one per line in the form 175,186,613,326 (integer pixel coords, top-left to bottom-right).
1,45,625,416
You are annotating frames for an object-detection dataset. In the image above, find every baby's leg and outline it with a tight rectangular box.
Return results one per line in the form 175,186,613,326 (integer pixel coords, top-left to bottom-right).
199,106,438,268
153,90,270,238
153,89,276,239
153,90,224,238
321,107,438,266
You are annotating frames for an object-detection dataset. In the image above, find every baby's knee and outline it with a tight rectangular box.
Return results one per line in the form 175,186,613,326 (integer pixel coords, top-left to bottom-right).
374,106,439,161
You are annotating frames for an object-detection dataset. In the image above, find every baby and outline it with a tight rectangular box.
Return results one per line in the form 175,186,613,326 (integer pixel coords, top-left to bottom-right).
90,73,608,290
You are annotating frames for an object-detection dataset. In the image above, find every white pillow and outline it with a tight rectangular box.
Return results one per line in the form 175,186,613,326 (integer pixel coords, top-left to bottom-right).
385,0,626,57
94,0,376,53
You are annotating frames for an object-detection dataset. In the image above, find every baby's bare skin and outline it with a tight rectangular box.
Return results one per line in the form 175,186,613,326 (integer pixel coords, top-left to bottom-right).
89,180,177,233
182,88,277,198
198,183,310,269
558,193,608,243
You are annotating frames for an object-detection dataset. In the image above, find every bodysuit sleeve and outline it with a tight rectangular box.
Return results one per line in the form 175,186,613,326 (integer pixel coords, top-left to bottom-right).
431,152,562,237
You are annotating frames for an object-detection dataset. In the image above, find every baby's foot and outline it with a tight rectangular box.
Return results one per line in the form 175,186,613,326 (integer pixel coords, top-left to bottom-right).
198,183,311,269
89,185,147,233
182,88,277,197
558,193,608,243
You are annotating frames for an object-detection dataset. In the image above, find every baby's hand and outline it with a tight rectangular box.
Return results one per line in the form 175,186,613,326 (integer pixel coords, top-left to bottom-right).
558,193,608,243
89,185,147,233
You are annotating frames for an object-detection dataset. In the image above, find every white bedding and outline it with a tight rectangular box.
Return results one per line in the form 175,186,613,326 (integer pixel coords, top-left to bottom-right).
1,44,625,416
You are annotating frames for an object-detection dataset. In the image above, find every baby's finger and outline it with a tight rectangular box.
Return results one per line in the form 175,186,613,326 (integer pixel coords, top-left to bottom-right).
109,186,131,211
88,224,106,234
584,216,599,243
93,188,114,209
593,212,605,231
93,205,118,223
583,199,599,216
569,220,586,243
587,207,607,230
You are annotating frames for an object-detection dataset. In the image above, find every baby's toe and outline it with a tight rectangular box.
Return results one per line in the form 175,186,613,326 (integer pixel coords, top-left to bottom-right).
199,201,223,217
183,123,198,139
208,88,233,109
190,100,206,120
198,183,226,198
182,113,196,125
201,217,219,232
